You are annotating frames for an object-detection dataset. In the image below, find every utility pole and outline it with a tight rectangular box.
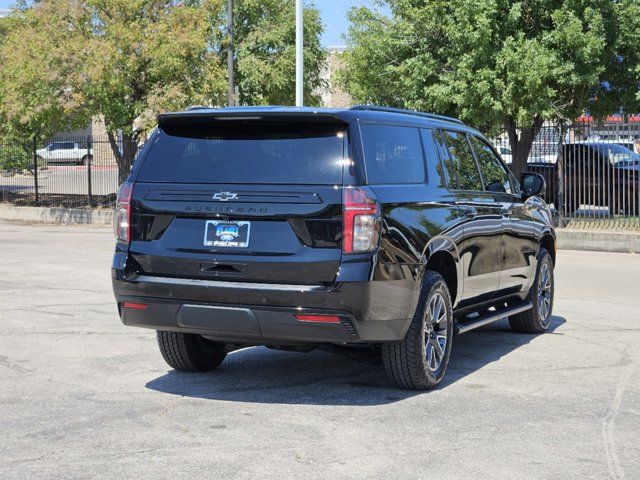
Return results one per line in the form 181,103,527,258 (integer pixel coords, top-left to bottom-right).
227,0,235,106
295,0,303,106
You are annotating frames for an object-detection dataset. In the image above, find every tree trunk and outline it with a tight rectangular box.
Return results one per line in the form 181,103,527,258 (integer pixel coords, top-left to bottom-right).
107,131,138,185
504,115,544,179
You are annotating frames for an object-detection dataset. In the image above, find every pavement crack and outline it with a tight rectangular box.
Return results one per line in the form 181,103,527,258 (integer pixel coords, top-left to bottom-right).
602,365,636,480
0,354,33,373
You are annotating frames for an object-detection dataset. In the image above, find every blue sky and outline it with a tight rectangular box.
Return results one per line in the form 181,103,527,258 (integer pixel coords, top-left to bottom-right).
0,0,380,47
316,0,377,46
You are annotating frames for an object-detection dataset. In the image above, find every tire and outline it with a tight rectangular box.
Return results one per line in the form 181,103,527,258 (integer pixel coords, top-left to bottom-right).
156,331,227,372
509,247,554,334
382,271,453,390
81,155,91,166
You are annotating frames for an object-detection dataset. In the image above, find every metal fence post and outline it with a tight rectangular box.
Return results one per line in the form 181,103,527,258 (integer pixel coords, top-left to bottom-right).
556,123,566,227
32,136,39,206
87,135,93,207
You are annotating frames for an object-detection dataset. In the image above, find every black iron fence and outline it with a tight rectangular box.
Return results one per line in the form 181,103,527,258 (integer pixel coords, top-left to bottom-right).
494,117,639,231
1,122,639,230
0,135,138,209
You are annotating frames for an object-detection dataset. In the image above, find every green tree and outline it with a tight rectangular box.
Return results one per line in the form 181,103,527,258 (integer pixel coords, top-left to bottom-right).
0,0,326,183
82,0,229,182
0,2,91,139
0,13,32,171
234,0,326,106
339,0,640,178
0,0,226,181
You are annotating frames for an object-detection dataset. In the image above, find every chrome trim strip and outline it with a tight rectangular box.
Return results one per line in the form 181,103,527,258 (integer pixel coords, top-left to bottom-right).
134,275,326,292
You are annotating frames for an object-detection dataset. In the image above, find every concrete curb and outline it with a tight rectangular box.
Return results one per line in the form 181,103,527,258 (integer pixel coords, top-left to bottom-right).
0,205,113,225
1,204,639,253
556,229,640,253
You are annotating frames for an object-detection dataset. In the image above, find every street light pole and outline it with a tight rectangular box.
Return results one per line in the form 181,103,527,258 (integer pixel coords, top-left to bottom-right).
227,0,235,106
295,0,303,106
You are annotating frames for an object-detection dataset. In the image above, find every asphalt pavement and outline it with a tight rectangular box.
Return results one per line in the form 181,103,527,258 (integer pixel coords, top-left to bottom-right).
0,221,639,479
0,165,118,196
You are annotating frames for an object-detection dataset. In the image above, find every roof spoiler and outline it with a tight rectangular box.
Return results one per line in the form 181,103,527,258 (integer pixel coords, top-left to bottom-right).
157,108,346,127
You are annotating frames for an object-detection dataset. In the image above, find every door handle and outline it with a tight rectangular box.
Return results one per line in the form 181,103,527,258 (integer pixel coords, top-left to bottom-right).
200,263,247,276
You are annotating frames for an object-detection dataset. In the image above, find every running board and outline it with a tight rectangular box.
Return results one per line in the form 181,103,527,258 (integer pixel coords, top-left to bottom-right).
454,301,532,334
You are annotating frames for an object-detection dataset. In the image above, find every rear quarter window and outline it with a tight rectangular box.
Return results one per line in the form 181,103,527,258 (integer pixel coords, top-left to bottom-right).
360,124,425,184
440,130,483,191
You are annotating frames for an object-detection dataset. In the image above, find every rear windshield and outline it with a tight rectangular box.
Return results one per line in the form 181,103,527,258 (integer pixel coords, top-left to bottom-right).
138,123,346,184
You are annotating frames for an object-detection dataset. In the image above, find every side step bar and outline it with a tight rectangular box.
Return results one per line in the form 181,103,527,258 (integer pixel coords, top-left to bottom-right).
454,301,532,334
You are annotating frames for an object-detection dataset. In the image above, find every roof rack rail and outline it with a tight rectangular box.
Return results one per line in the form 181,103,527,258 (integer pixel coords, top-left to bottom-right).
186,105,215,111
350,105,464,125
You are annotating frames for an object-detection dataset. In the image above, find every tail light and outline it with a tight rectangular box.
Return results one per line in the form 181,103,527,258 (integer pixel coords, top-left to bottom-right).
114,182,133,243
342,186,380,253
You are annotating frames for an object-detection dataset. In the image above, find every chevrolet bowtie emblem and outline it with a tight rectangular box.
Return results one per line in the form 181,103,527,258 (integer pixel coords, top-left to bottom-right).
213,192,238,201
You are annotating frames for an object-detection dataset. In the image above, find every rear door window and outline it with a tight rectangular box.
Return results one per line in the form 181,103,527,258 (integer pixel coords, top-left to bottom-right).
440,130,483,191
137,123,346,184
430,129,454,188
360,124,425,184
468,136,513,194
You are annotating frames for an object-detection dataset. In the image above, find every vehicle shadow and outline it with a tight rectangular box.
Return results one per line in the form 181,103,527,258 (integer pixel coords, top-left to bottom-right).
145,316,566,406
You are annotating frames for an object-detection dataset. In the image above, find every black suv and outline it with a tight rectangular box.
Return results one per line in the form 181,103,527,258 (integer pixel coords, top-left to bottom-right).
111,106,555,390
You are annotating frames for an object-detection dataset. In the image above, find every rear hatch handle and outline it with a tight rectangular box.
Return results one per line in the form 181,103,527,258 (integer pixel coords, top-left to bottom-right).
200,263,247,276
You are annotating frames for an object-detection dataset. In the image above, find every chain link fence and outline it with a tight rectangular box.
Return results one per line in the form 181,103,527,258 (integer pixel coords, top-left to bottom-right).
0,135,138,209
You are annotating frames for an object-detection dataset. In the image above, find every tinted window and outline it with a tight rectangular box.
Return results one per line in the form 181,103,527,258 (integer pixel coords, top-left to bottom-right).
441,131,483,191
429,129,452,188
588,143,640,165
469,136,512,194
564,145,601,167
360,125,425,184
138,123,345,184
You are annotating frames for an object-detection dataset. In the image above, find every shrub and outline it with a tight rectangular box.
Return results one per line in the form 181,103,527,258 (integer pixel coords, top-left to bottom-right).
0,140,31,172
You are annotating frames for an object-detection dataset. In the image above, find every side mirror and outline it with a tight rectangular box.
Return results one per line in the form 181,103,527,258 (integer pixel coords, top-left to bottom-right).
521,173,546,199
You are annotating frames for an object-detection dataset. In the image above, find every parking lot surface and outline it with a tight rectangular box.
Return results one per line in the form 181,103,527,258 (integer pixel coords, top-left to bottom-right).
0,165,118,197
1,221,639,479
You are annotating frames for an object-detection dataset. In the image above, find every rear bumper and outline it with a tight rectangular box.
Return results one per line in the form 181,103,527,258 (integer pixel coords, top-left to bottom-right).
112,271,417,343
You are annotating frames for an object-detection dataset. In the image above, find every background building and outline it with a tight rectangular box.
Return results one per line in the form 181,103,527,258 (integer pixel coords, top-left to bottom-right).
321,46,351,108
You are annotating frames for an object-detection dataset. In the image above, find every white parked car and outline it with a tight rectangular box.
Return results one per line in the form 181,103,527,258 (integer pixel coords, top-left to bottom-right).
497,145,512,164
496,145,558,165
529,153,558,164
36,141,93,165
